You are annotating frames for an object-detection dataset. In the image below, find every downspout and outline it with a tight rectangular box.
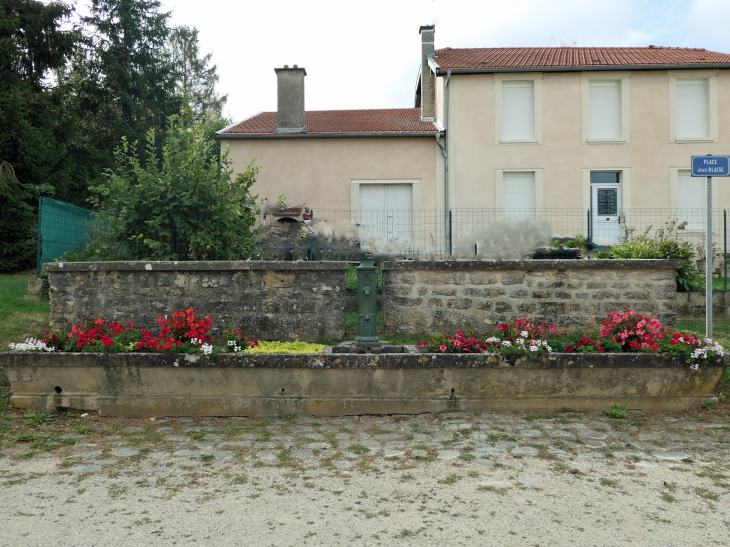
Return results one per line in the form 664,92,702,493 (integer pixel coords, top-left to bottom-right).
435,69,451,254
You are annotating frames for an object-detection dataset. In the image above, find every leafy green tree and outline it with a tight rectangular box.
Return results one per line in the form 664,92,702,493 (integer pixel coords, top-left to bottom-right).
88,114,259,261
167,25,227,122
65,0,182,182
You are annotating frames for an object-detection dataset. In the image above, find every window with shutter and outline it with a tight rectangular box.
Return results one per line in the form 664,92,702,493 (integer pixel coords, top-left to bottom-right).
501,81,534,141
589,81,621,139
677,169,705,229
502,172,535,218
676,80,708,138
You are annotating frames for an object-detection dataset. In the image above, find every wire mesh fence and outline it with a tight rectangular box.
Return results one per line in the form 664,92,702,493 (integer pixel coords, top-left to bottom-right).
37,204,730,288
306,208,728,259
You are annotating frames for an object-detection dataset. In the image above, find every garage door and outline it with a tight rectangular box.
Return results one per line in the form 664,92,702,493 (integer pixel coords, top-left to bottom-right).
359,184,413,251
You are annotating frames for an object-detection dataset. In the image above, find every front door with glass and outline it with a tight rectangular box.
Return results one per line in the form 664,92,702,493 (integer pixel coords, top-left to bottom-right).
590,172,621,244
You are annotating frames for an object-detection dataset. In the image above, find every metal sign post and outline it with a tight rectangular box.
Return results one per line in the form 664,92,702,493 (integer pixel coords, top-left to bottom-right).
691,155,730,340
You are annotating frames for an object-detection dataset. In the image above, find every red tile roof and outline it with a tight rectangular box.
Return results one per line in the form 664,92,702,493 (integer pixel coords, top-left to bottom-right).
219,109,439,136
434,46,730,70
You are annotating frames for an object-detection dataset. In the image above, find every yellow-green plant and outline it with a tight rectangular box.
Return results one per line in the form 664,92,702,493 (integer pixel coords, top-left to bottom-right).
244,341,326,354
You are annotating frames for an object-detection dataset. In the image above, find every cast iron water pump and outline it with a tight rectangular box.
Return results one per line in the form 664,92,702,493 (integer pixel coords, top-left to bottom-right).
355,259,381,347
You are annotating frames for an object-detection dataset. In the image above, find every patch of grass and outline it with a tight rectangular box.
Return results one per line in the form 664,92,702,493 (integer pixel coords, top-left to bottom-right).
478,485,509,495
437,474,461,485
661,492,677,503
600,478,619,488
0,274,50,348
24,412,55,426
606,405,627,419
694,487,719,501
349,444,370,455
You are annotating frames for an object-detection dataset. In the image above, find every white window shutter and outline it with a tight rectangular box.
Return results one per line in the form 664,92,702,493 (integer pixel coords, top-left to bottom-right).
677,170,705,229
589,81,621,139
676,80,708,138
502,81,534,140
502,172,535,217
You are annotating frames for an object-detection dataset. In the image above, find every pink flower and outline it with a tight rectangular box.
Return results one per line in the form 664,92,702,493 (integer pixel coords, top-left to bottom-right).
439,345,447,352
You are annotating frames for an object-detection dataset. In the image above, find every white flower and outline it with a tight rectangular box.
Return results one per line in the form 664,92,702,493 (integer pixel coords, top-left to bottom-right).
8,339,53,352
529,346,538,352
521,331,529,337
502,341,512,347
228,340,235,346
201,343,214,355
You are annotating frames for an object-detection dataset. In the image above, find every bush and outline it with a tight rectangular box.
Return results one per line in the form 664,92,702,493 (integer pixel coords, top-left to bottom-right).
86,114,259,261
595,221,700,291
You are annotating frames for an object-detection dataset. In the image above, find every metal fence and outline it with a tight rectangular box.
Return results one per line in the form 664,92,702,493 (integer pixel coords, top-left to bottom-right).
304,208,727,258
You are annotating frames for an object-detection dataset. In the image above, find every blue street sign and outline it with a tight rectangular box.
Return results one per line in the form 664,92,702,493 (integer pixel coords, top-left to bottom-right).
691,155,730,177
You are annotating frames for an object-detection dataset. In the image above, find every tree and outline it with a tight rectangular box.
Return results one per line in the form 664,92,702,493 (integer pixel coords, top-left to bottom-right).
0,0,81,269
0,162,38,270
167,25,227,122
65,0,182,182
88,113,259,261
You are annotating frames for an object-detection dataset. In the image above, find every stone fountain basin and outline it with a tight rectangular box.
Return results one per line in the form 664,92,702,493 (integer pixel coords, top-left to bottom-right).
0,351,725,417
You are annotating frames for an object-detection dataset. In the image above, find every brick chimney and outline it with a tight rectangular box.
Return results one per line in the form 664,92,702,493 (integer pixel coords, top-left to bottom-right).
274,65,307,133
419,25,435,121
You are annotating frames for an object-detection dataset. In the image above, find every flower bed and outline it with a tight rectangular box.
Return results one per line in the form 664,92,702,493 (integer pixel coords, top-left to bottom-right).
7,308,323,357
2,308,727,416
416,311,725,371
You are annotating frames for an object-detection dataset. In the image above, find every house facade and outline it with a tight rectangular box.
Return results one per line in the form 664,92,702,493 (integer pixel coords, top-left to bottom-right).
218,27,730,252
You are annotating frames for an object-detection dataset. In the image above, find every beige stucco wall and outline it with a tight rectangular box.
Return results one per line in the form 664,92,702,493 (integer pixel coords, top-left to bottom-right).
443,69,730,212
221,137,440,212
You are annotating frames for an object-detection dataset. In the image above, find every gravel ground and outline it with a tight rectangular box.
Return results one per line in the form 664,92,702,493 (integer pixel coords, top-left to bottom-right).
1,411,729,546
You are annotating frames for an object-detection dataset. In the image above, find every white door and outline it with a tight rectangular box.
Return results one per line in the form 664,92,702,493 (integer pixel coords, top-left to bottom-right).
359,184,413,251
591,183,621,244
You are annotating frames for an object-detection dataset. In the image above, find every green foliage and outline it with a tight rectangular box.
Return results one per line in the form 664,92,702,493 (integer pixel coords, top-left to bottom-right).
551,234,587,249
605,405,627,419
595,220,700,291
87,114,259,261
166,25,227,123
24,412,55,426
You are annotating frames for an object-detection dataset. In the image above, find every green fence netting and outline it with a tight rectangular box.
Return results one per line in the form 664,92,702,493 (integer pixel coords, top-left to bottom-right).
36,197,94,276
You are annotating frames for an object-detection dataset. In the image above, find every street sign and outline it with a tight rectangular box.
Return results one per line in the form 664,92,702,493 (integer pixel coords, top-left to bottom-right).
691,155,730,339
691,155,730,177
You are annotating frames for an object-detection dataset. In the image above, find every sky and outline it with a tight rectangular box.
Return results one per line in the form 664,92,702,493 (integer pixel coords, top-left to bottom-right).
68,0,730,123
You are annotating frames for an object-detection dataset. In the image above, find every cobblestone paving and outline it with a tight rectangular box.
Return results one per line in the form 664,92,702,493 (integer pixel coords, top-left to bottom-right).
2,410,730,546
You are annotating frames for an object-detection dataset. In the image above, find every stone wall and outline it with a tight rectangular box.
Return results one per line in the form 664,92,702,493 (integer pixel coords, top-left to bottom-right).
44,261,349,342
381,259,682,335
676,292,730,320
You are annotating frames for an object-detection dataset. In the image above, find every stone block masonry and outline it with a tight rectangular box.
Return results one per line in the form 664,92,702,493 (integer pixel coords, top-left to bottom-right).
381,259,682,335
43,261,349,342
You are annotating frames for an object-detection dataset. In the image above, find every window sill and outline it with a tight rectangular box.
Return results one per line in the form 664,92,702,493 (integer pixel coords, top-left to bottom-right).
674,137,715,143
499,139,540,145
586,138,627,144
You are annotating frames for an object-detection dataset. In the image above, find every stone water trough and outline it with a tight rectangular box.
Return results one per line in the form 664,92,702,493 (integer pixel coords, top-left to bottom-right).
1,350,725,417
